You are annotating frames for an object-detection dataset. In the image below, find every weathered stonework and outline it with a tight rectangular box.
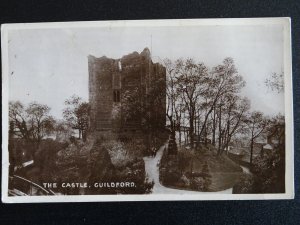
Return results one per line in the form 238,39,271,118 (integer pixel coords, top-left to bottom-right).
88,48,166,132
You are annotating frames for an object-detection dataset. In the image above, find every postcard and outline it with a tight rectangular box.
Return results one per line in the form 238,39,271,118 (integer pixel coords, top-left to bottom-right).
1,18,294,202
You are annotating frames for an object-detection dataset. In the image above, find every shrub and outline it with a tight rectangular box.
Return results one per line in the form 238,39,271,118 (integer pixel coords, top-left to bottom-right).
251,146,285,193
190,177,211,191
232,174,255,194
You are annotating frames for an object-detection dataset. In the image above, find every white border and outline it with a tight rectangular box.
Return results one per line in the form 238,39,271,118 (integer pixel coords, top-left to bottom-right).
1,18,294,203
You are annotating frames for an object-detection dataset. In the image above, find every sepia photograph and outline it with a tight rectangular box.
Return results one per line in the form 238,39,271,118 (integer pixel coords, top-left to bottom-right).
1,18,294,202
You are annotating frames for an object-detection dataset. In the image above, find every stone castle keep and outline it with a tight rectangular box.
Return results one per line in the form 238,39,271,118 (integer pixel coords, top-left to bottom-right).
88,48,166,132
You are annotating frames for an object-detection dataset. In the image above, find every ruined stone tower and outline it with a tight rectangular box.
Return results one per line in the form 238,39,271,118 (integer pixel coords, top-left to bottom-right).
88,48,166,132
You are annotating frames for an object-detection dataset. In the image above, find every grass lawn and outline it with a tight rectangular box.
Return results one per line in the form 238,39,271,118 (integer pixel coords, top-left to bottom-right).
172,144,243,191
209,172,242,191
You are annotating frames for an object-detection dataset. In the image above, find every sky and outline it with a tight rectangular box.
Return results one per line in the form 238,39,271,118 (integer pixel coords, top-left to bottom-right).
7,23,285,119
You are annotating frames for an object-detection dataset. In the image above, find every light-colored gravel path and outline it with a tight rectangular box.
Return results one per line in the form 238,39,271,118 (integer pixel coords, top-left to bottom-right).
143,144,233,194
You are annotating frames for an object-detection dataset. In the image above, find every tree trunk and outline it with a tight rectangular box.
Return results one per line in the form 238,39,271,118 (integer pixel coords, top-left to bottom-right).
184,128,187,145
204,124,207,145
250,138,254,167
178,120,181,147
183,125,187,145
167,115,176,138
197,114,201,138
212,106,216,146
79,129,82,139
218,106,222,155
83,130,87,142
189,115,194,148
194,116,197,142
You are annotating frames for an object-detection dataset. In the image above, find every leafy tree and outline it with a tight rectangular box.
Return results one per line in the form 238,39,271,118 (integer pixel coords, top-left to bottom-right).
9,101,55,166
54,120,74,142
26,102,55,144
63,95,89,140
235,114,285,194
9,101,55,144
252,113,285,192
9,101,30,140
121,75,166,132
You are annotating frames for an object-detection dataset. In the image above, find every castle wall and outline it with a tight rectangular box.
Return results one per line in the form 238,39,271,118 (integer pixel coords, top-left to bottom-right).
88,48,166,132
88,56,114,131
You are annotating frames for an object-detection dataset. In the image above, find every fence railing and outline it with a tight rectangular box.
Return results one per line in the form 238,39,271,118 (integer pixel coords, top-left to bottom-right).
8,175,55,196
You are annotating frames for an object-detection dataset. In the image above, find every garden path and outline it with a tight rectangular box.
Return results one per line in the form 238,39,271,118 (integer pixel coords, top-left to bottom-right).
143,144,233,194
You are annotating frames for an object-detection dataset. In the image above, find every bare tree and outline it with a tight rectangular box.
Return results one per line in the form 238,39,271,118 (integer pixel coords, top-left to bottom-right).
265,72,284,93
164,57,246,151
217,96,250,155
164,58,179,136
198,58,245,143
175,58,209,147
244,111,268,166
164,58,188,145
